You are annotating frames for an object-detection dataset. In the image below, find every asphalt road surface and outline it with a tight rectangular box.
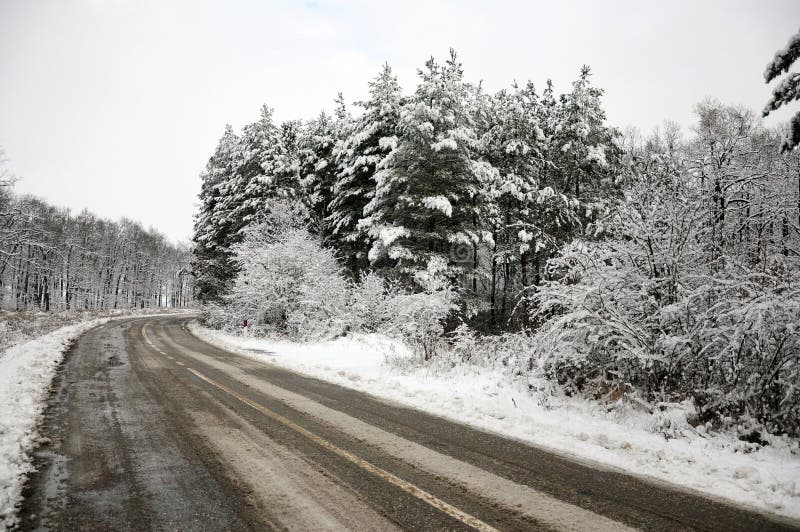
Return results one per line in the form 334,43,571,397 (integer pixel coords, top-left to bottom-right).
18,316,800,531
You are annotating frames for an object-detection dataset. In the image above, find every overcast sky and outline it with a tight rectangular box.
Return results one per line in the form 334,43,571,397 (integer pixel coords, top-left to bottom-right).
1,0,798,242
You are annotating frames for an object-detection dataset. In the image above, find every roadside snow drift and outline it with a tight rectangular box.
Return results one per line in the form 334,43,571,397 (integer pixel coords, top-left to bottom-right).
0,318,110,528
0,311,193,528
192,324,800,521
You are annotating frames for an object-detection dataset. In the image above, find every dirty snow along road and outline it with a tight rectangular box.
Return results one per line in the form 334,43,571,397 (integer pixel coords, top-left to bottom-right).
19,316,800,531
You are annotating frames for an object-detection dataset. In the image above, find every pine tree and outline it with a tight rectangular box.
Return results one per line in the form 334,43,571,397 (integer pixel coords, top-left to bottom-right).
549,68,617,198
764,29,800,152
298,111,340,233
329,64,403,275
540,68,622,249
192,125,241,302
230,104,287,229
480,82,548,324
361,50,491,282
275,119,302,185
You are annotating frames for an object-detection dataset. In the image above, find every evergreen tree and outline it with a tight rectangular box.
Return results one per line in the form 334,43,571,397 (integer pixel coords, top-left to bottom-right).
329,64,403,274
298,111,340,233
552,66,619,201
192,125,241,302
230,104,287,228
538,68,622,254
361,50,492,282
480,82,548,324
764,29,800,152
275,119,302,185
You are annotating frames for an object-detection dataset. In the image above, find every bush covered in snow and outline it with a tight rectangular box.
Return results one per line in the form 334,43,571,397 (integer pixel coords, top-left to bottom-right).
218,202,350,340
344,271,400,333
378,260,459,360
525,156,800,436
207,200,459,352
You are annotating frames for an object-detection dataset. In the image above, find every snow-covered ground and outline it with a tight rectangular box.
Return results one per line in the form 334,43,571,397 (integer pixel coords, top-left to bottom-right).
192,325,800,521
0,318,111,528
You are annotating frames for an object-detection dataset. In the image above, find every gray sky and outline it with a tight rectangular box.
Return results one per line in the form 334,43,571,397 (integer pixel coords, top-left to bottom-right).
1,0,798,242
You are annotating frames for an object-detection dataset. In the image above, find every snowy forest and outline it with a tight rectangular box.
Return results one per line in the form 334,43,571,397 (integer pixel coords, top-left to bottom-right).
193,48,800,436
0,152,193,312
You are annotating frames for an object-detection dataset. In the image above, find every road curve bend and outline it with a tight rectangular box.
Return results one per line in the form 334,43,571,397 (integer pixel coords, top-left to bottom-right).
18,316,800,531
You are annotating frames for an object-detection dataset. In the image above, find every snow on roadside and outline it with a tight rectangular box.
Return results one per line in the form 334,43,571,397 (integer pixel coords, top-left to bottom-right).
0,308,196,357
192,324,800,521
0,310,195,528
0,318,110,528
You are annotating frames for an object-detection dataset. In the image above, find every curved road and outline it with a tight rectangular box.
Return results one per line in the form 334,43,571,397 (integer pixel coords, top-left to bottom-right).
18,316,800,531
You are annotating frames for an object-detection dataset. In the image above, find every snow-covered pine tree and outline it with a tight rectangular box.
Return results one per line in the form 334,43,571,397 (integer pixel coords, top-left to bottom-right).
551,67,620,201
274,119,302,186
535,68,622,259
192,124,241,302
230,104,292,229
480,82,549,325
298,107,346,236
764,28,800,152
328,64,403,275
361,50,492,283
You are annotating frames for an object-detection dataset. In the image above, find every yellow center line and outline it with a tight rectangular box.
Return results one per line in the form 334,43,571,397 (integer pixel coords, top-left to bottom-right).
143,323,185,368
141,323,168,356
186,367,499,532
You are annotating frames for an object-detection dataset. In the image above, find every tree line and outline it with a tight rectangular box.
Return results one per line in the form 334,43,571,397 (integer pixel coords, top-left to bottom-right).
193,50,800,330
193,48,800,433
0,152,193,312
193,50,800,329
530,104,800,435
193,50,621,330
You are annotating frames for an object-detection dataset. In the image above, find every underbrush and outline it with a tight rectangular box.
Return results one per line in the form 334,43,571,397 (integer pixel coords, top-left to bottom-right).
202,203,458,358
523,242,800,439
390,324,799,447
0,311,106,353
201,199,800,442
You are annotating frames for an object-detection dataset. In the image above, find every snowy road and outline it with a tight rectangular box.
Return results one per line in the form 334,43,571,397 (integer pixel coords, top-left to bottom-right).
19,316,800,531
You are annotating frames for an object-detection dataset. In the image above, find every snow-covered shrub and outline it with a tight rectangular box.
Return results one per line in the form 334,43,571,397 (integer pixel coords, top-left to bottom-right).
225,202,350,340
343,263,459,360
214,202,460,353
687,278,800,434
0,320,9,352
380,290,456,360
477,330,537,369
448,323,478,363
526,167,800,435
346,272,422,333
198,301,240,333
346,271,401,333
378,259,459,360
445,325,534,368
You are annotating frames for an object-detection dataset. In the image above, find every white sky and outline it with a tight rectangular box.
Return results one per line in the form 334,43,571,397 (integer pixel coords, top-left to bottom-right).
1,0,798,242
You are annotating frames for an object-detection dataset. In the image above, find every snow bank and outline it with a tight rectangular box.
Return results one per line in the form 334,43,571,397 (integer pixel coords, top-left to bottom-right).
0,310,194,527
0,318,110,527
0,308,196,357
192,324,800,521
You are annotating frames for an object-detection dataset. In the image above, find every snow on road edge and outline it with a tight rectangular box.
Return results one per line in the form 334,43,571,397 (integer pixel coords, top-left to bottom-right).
0,317,110,527
191,324,800,521
0,311,195,528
